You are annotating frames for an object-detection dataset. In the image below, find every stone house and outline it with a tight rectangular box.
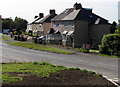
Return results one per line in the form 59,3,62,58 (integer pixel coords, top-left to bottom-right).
35,9,57,36
51,3,111,47
26,13,44,35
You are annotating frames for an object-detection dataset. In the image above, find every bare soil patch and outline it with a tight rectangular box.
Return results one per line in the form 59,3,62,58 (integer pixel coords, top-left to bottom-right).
2,70,117,87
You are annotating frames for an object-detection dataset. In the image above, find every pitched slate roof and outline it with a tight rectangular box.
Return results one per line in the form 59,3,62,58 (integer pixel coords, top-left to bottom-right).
52,8,109,24
51,8,74,21
29,13,57,24
29,17,41,24
36,14,57,24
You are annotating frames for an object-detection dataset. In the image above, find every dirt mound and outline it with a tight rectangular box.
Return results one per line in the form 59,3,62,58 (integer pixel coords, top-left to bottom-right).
2,70,117,87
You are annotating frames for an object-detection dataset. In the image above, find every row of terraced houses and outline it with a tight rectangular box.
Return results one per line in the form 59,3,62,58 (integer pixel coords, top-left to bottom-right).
26,3,111,48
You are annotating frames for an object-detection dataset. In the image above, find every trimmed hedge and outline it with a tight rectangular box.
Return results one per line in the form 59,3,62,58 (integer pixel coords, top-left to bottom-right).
99,34,120,56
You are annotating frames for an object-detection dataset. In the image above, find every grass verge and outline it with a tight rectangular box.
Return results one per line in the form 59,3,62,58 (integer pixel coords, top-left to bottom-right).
89,50,99,53
2,62,102,83
0,35,10,41
100,54,120,58
5,42,73,54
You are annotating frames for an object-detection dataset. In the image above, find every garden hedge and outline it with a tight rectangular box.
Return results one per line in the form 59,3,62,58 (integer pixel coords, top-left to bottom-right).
99,34,120,56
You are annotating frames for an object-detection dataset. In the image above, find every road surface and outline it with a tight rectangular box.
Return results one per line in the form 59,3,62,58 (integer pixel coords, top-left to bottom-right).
1,36,119,84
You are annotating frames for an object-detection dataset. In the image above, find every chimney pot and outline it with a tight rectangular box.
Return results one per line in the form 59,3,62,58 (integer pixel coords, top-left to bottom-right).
39,13,44,18
74,3,82,10
34,16,38,19
49,9,56,14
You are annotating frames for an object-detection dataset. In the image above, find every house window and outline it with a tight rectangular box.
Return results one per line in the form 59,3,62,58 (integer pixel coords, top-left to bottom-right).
56,24,59,27
62,34,67,40
64,22,68,27
52,24,56,27
65,25,68,27
39,24,42,27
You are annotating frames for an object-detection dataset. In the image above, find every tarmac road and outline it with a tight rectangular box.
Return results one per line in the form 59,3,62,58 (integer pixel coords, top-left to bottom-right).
1,36,120,85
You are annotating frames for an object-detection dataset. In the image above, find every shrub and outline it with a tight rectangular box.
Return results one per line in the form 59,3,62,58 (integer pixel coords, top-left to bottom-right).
39,61,51,65
33,62,39,65
77,48,89,53
116,24,120,34
68,67,80,70
99,34,120,56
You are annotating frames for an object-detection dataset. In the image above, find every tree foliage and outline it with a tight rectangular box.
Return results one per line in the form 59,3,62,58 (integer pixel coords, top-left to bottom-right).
99,34,120,56
2,18,15,31
2,17,28,32
116,24,120,34
14,17,28,31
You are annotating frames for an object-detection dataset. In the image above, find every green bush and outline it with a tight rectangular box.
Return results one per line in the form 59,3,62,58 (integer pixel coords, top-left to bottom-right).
77,48,89,53
99,34,120,56
116,24,120,34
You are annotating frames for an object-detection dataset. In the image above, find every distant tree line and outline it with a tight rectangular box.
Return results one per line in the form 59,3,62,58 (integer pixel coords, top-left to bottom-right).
2,17,28,32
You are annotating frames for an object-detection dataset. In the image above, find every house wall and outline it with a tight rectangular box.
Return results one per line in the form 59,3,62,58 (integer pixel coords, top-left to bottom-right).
26,24,32,32
26,23,44,35
89,24,110,45
74,20,89,47
28,22,52,36
52,21,75,46
43,23,51,35
36,24,44,35
52,21,74,33
36,24,43,32
26,24,39,32
32,24,39,31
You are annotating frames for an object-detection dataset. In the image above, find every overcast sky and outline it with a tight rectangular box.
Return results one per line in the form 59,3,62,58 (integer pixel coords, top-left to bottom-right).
0,0,119,23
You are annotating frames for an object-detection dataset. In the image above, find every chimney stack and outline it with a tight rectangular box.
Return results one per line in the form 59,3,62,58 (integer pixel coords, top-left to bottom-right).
34,16,38,19
49,9,56,14
74,3,82,10
39,13,44,18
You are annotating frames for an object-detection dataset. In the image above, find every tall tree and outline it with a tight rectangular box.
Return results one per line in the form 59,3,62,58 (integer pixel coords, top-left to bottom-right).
2,17,28,32
14,17,28,32
2,18,15,31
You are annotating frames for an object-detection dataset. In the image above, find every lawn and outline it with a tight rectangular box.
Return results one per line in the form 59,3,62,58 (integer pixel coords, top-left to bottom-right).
100,54,120,58
2,62,102,84
2,62,67,83
6,42,73,54
0,35,11,41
